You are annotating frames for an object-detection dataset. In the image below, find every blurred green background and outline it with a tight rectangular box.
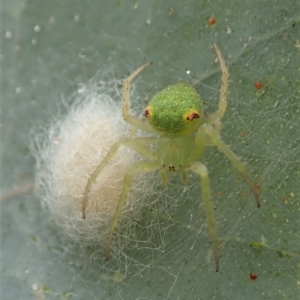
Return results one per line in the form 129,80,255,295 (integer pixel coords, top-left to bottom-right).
1,0,300,299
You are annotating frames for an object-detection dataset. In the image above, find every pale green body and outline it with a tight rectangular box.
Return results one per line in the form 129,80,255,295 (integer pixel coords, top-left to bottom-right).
157,136,194,169
146,83,203,177
82,44,260,272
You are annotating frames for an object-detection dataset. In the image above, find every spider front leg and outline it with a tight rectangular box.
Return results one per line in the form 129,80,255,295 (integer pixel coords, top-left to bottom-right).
205,43,229,126
122,62,154,133
190,161,220,272
105,161,158,260
82,137,155,219
203,123,261,207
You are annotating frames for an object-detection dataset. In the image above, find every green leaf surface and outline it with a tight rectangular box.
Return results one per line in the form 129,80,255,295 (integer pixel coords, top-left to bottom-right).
2,0,300,299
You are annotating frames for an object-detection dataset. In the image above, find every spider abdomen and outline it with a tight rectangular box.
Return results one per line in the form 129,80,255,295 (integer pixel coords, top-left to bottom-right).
145,83,203,135
157,136,194,172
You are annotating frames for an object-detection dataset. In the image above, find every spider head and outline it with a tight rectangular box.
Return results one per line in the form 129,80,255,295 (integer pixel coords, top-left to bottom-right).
144,83,203,135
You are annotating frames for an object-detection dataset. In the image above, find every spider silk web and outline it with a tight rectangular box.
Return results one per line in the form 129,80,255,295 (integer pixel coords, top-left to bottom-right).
2,1,300,300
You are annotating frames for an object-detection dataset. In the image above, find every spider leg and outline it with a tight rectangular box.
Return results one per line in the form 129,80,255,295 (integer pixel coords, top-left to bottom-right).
190,161,220,272
191,124,206,161
82,137,156,219
160,168,168,185
205,43,229,126
105,161,158,260
181,169,189,183
122,62,155,133
203,123,260,207
204,111,222,135
214,120,222,134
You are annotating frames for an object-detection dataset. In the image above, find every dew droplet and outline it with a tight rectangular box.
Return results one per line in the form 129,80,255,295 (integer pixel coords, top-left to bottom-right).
34,25,41,32
5,31,13,39
16,87,22,94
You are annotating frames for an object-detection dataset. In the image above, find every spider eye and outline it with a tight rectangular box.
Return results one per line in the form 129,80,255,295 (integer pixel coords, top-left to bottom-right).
186,111,200,121
144,107,152,118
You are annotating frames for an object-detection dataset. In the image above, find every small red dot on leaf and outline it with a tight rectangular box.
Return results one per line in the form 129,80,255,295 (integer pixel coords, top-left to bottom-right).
255,81,263,89
250,273,258,280
208,17,216,25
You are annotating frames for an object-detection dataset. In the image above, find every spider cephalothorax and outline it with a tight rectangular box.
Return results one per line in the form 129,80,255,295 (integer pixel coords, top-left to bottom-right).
145,83,203,135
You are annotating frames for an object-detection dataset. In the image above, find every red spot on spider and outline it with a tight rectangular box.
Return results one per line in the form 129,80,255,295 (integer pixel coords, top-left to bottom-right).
250,273,258,280
186,112,200,121
255,81,263,89
208,17,216,25
144,108,150,117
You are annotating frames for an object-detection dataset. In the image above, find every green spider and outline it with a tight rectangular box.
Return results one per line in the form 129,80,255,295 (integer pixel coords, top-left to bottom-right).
82,43,260,272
